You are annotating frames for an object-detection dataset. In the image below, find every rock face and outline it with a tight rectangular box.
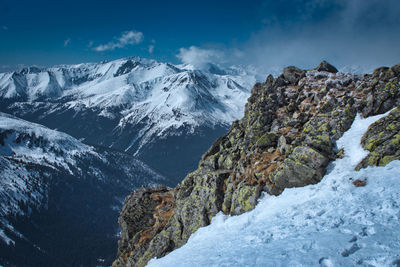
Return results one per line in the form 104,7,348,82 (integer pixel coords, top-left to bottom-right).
114,62,400,267
114,186,175,267
356,107,400,169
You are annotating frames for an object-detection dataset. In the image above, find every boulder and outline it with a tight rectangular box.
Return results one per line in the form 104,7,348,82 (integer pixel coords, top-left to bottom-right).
356,108,400,170
282,66,305,85
315,60,338,73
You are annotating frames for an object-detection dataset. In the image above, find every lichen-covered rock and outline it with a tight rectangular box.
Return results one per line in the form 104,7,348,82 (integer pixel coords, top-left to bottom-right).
230,182,261,215
113,186,174,267
114,61,400,266
356,107,400,170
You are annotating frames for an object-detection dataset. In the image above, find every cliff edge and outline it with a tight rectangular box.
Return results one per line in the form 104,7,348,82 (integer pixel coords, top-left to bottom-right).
113,61,400,267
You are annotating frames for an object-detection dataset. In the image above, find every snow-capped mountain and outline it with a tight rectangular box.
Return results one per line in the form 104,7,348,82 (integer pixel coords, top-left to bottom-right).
0,57,256,183
0,112,164,267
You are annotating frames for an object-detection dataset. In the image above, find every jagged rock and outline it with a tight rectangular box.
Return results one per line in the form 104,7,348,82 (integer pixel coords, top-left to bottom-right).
360,66,400,117
315,60,338,73
114,62,400,267
282,66,306,85
113,186,174,267
391,64,400,75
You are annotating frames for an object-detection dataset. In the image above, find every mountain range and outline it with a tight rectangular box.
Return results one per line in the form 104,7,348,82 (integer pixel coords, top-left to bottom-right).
0,57,256,266
0,58,256,184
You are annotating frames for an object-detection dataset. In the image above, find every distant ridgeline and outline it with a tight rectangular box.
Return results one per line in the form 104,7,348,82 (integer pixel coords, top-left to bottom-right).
0,113,164,267
0,58,255,185
113,61,400,267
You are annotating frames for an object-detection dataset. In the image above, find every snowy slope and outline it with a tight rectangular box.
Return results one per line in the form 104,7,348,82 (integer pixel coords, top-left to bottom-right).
147,111,400,266
0,112,94,169
0,112,93,237
0,58,255,153
0,113,165,265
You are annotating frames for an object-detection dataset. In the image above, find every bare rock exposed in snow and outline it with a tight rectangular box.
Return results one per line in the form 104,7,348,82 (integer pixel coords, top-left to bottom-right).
114,62,400,267
356,107,400,170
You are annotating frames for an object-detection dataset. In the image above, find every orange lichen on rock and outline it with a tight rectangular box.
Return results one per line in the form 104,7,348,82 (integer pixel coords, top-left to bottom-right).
135,190,175,247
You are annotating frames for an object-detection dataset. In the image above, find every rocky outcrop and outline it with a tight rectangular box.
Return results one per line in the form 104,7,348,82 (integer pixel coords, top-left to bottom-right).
114,62,400,267
114,186,175,267
356,107,400,169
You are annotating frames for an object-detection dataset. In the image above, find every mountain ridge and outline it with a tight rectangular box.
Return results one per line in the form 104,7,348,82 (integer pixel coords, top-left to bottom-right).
113,61,400,267
0,57,256,183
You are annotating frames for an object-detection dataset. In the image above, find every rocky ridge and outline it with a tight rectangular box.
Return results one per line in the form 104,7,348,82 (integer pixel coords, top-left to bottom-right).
113,61,400,267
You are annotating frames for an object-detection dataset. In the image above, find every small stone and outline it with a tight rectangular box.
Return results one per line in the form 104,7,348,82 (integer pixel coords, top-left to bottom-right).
352,179,367,187
278,135,289,154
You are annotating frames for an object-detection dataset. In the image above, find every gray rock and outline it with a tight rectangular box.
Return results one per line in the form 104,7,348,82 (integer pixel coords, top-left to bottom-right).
282,66,306,85
316,60,338,73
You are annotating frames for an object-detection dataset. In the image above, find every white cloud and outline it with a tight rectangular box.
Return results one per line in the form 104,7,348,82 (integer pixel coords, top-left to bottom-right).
87,41,94,47
64,38,71,47
1,26,8,30
148,45,155,55
176,46,225,69
93,30,144,52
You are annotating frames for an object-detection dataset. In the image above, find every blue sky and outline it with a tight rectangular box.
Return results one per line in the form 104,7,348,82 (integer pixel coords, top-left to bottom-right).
1,0,400,73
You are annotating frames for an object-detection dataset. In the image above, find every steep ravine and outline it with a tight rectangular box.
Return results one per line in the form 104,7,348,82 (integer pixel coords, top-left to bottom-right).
113,61,400,267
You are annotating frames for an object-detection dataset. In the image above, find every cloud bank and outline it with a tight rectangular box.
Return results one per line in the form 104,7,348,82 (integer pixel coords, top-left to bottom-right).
94,30,144,52
177,0,400,76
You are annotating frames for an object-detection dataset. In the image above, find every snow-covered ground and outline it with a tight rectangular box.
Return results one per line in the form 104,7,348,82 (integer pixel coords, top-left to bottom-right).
147,111,400,267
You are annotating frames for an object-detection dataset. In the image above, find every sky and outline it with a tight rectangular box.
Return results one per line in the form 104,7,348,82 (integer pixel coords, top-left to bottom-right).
1,0,400,74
